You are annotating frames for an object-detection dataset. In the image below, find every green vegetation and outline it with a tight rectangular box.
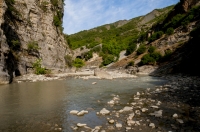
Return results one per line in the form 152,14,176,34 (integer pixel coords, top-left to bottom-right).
27,41,39,52
83,51,93,61
5,0,21,18
148,31,164,43
137,44,147,55
72,58,85,68
127,61,135,67
101,54,115,66
126,41,137,55
64,55,73,68
166,27,174,35
11,40,20,50
40,1,49,12
148,46,156,53
32,59,48,75
140,51,162,65
53,15,62,27
51,0,58,7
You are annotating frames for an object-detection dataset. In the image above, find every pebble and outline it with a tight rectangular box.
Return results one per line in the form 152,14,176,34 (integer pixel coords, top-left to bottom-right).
116,123,122,128
149,123,155,128
176,119,184,124
70,110,79,115
100,108,110,115
108,119,115,124
77,123,87,127
172,113,178,118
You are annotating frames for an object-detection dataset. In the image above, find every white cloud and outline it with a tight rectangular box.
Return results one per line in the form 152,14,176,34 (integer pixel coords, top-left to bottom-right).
63,0,179,34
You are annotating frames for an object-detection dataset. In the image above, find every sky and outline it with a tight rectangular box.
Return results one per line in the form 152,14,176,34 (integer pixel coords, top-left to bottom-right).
63,0,180,35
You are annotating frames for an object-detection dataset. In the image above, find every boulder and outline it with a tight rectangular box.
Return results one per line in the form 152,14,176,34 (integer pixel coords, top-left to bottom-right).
94,69,113,79
100,108,110,115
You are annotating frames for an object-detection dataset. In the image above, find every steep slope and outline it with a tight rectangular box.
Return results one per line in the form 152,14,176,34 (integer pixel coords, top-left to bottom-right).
0,0,71,84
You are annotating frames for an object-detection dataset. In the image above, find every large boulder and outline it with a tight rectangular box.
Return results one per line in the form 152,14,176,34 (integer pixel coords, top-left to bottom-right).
94,69,113,79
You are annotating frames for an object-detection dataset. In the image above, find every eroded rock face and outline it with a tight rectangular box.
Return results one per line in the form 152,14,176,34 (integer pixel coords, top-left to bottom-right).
0,0,71,83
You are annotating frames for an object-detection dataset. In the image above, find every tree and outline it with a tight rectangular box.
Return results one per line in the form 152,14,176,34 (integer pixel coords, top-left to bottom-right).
137,45,146,55
166,27,174,35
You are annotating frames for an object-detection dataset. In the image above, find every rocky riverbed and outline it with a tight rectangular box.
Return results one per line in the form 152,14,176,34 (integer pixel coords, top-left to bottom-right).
68,75,200,132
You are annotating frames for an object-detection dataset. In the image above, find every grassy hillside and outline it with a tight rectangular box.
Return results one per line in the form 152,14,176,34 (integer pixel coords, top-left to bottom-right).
65,5,174,67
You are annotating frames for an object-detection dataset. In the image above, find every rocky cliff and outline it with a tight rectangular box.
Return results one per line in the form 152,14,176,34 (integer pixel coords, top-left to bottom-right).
0,0,71,84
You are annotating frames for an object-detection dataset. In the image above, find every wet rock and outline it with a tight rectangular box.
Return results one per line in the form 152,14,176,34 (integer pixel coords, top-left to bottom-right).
150,106,159,109
176,119,184,124
107,100,115,105
141,108,148,112
77,110,88,116
135,110,141,115
137,92,140,96
77,123,87,127
172,113,178,118
100,108,110,115
126,127,132,130
123,106,133,112
149,110,163,117
108,119,115,124
149,123,155,128
92,82,97,85
127,120,135,126
70,110,79,115
116,123,122,128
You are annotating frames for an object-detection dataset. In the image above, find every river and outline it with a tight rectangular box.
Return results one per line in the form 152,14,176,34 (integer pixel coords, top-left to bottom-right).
0,76,167,132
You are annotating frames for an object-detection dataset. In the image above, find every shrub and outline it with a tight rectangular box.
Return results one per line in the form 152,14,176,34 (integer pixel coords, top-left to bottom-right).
27,41,39,51
166,27,174,35
140,54,155,65
102,54,115,66
64,55,73,68
127,61,134,67
84,51,93,61
150,52,162,61
148,31,164,43
51,0,58,7
11,40,20,50
40,1,49,12
148,46,156,53
53,15,62,27
73,58,84,68
32,59,47,75
126,42,137,55
137,45,146,55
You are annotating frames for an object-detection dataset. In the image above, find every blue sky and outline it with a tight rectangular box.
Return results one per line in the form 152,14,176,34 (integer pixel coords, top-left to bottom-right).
63,0,180,35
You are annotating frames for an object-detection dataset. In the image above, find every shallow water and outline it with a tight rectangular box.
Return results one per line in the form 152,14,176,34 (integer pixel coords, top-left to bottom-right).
0,76,167,131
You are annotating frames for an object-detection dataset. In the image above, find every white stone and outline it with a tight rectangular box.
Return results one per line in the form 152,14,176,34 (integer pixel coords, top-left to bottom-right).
176,119,184,124
77,123,87,127
141,108,148,112
126,127,132,130
107,100,115,105
136,92,140,95
151,106,159,109
109,119,115,124
134,97,140,100
77,110,88,116
123,106,133,112
131,102,137,106
135,110,141,115
149,123,155,128
127,120,135,126
70,110,79,115
100,108,110,115
135,121,140,126
92,82,97,84
173,113,178,118
116,123,122,128
149,110,162,117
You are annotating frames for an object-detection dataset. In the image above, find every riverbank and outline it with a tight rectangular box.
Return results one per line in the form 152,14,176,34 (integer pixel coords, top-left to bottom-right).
13,69,137,83
69,75,200,132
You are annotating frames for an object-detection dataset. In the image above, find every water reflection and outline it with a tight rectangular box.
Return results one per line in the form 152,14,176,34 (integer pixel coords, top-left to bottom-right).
0,76,167,131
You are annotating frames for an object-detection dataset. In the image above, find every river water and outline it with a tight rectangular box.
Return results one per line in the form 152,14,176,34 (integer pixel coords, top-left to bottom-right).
0,76,167,132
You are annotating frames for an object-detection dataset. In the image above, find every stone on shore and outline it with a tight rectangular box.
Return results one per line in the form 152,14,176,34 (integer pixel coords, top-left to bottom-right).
149,123,155,128
116,123,122,128
77,110,88,116
173,113,178,118
94,69,113,79
77,123,87,127
149,110,163,117
70,110,79,115
123,106,133,112
108,119,115,124
176,119,184,124
100,108,110,115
